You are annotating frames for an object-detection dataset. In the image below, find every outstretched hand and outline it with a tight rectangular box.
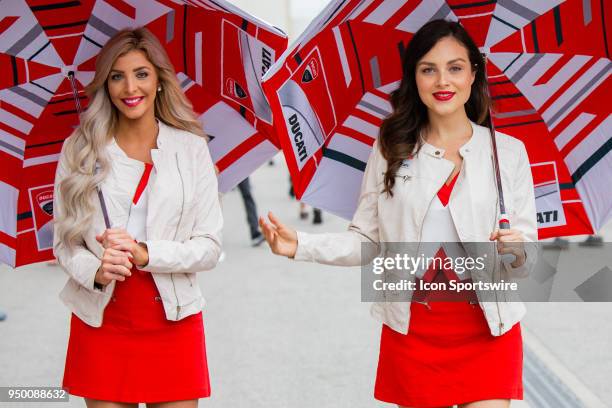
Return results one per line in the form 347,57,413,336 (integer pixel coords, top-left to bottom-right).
258,212,298,258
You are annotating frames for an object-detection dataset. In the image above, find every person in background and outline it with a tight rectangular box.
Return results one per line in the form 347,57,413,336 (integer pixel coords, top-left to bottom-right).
237,177,265,246
288,176,323,224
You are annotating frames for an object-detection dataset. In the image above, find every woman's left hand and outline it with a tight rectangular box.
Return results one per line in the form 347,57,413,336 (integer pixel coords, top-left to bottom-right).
96,228,149,268
489,228,526,268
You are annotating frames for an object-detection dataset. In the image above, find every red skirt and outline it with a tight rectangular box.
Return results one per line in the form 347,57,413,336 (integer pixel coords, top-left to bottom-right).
63,268,210,403
374,302,523,407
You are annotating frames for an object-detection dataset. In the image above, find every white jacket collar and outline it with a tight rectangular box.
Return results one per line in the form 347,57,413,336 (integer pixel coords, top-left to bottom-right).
418,121,490,159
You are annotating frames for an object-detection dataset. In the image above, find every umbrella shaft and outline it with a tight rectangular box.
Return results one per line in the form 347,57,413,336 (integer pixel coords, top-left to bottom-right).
67,72,82,115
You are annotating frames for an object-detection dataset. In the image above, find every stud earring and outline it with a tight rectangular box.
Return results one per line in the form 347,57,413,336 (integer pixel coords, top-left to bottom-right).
157,85,162,92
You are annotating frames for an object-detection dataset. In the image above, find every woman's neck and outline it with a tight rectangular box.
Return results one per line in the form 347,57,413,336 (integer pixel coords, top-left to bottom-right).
425,110,472,147
115,114,159,147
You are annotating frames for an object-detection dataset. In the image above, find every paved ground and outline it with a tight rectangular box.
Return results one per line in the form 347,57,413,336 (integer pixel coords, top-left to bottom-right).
0,155,609,407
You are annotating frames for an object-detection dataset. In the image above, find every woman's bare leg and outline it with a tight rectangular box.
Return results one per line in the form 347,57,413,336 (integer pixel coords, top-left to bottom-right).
459,399,511,408
84,399,137,408
147,400,198,408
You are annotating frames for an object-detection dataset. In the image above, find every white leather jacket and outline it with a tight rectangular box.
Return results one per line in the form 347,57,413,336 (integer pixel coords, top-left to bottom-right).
53,122,223,327
295,122,538,336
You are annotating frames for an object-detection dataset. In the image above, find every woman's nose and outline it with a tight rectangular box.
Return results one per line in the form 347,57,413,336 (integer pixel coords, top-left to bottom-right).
124,76,138,93
436,71,450,87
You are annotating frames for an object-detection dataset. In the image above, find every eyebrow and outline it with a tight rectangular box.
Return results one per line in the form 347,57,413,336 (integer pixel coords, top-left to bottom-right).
417,58,468,66
109,66,151,73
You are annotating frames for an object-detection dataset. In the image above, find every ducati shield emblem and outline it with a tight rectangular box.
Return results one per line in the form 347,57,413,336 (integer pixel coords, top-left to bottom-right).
36,190,54,216
301,58,319,83
226,78,248,99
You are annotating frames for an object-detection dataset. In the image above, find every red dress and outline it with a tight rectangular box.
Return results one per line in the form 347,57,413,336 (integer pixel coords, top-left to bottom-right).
63,162,211,403
374,174,523,407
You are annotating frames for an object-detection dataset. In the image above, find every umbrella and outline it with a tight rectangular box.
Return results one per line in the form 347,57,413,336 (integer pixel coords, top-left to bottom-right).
0,0,287,267
262,0,611,239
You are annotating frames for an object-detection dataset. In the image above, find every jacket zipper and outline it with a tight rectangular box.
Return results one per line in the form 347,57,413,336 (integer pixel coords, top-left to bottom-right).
170,152,185,319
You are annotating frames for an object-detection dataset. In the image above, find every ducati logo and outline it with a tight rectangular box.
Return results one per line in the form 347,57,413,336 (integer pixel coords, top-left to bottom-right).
301,58,319,83
226,78,247,99
288,113,307,162
36,190,54,216
261,47,272,76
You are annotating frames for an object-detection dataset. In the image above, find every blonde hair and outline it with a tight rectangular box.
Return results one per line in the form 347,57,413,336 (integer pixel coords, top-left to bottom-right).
56,27,205,250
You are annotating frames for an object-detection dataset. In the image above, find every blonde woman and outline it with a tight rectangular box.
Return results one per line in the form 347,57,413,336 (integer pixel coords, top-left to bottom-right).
53,28,222,408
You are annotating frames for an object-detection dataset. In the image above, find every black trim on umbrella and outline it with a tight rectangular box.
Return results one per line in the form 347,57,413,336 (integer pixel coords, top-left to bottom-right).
241,19,248,31
27,140,65,149
495,119,544,129
450,0,496,10
572,138,612,184
553,6,563,46
322,148,366,172
397,40,407,60
559,183,575,190
53,110,79,116
502,53,523,73
492,15,519,31
28,41,51,61
240,105,246,118
346,20,365,94
17,212,32,221
322,0,348,27
30,81,54,95
48,96,86,104
42,20,89,30
530,20,539,53
294,53,302,65
11,56,18,86
489,79,512,86
209,0,229,12
30,1,80,11
84,35,103,48
492,92,523,100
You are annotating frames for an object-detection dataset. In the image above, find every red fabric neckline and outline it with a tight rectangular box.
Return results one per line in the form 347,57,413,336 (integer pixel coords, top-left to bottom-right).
437,172,459,207
133,163,153,205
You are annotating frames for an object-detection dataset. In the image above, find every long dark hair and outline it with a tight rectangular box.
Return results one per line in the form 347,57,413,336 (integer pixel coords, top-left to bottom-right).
379,19,491,196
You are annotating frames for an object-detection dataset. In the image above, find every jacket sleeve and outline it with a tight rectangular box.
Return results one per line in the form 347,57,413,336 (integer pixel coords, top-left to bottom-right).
141,139,223,274
293,142,382,266
503,141,538,278
53,139,104,293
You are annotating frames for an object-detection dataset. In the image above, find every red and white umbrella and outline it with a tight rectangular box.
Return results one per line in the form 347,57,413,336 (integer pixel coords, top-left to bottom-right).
0,0,287,267
262,0,611,239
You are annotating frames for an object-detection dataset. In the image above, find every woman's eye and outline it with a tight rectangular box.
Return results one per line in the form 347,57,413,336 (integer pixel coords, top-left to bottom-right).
110,73,122,81
136,71,148,79
422,67,434,74
450,66,463,72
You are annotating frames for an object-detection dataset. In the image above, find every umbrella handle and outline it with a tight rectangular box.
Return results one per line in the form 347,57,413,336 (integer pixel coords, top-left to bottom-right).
498,214,517,264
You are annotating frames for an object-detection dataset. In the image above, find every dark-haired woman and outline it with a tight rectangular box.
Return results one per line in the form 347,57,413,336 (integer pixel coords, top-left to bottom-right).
260,19,537,408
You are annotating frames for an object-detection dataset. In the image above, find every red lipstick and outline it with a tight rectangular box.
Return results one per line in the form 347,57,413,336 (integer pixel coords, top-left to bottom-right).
433,92,455,101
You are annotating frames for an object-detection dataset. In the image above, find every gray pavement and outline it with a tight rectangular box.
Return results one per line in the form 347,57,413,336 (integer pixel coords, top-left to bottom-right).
0,155,610,407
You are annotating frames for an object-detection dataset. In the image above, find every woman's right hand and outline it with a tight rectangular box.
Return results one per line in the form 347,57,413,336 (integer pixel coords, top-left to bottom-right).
94,247,133,286
259,212,298,258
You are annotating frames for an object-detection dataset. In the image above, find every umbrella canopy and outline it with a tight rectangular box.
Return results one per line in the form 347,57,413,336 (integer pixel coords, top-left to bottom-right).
262,0,611,239
0,0,287,267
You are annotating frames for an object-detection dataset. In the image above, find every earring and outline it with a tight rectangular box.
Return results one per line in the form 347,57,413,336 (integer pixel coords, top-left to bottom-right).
157,85,162,92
